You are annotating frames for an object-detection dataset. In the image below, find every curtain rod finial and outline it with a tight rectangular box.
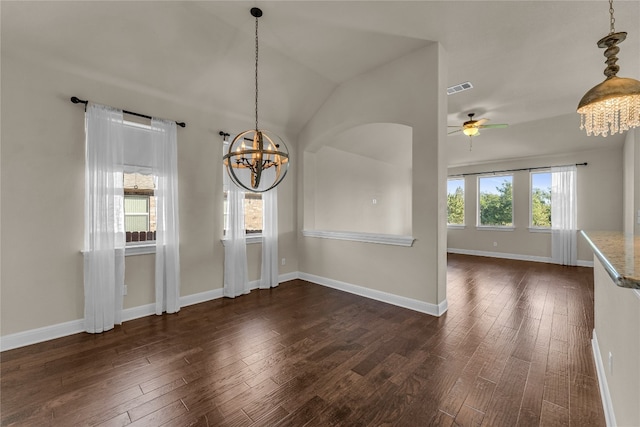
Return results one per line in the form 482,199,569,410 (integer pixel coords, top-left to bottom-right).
70,96,87,105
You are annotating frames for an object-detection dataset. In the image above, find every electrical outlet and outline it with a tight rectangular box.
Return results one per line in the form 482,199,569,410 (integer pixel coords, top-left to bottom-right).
372,198,377,205
608,352,613,375
281,258,286,266
493,242,498,247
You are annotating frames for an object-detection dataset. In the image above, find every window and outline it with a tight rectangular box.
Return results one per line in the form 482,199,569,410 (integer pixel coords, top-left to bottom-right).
478,174,513,227
531,171,551,228
447,178,465,225
124,172,156,243
223,190,263,235
244,193,263,234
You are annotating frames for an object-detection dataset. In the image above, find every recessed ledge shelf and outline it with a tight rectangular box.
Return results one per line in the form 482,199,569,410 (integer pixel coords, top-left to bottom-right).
580,230,640,290
302,230,415,247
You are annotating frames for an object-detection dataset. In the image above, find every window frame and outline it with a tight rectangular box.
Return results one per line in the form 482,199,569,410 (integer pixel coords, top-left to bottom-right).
447,177,465,228
529,170,552,232
476,173,514,229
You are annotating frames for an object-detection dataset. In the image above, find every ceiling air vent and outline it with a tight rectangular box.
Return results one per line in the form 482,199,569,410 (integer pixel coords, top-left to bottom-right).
447,81,473,95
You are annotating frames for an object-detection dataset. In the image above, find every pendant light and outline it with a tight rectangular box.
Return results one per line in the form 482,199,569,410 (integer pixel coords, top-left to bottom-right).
223,7,289,192
577,0,640,137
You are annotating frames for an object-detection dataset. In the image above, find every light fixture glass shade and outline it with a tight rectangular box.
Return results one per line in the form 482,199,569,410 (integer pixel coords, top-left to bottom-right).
223,129,289,193
577,76,640,136
463,127,479,136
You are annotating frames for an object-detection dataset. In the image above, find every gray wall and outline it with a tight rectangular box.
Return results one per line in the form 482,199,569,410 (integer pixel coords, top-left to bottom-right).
297,43,448,307
623,128,640,235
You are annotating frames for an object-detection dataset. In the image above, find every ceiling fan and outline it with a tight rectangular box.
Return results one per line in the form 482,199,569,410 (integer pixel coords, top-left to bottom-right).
448,113,508,150
448,113,508,137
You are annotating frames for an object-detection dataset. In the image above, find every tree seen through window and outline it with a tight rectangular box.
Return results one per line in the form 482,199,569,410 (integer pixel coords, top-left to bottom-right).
531,172,551,227
447,178,465,225
478,175,513,227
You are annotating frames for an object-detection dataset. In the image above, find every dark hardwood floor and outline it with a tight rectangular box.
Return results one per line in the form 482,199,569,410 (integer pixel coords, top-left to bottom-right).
1,254,605,426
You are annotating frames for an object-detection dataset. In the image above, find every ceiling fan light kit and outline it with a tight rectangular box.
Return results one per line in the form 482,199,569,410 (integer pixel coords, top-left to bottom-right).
223,7,290,193
577,0,640,137
462,126,479,137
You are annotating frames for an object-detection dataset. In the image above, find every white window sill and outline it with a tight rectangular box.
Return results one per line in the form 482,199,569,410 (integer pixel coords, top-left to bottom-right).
221,235,262,246
447,224,466,230
125,243,156,256
528,227,551,233
475,226,515,232
302,230,415,247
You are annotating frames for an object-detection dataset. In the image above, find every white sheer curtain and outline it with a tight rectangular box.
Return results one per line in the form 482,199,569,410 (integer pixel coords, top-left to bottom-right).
551,165,577,266
151,119,181,314
83,104,125,333
260,187,279,289
223,143,250,298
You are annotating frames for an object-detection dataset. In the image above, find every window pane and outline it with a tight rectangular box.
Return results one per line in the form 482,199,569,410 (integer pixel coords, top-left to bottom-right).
447,178,465,225
531,172,551,227
478,175,513,226
125,196,148,214
125,216,149,232
124,196,149,232
244,193,263,233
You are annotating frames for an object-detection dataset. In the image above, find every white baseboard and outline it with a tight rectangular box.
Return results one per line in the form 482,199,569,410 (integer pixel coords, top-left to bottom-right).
447,248,593,267
592,330,616,427
278,271,299,283
577,259,595,267
0,272,297,352
299,272,447,317
0,319,85,353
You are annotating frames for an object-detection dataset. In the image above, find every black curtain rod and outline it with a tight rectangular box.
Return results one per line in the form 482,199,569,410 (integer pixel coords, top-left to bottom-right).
70,97,186,128
219,131,254,143
449,162,588,178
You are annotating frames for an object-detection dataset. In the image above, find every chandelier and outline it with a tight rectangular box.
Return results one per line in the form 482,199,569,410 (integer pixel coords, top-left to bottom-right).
223,7,289,192
577,0,640,137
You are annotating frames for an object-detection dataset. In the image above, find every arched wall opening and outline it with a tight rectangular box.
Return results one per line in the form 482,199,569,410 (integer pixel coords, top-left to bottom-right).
304,122,412,235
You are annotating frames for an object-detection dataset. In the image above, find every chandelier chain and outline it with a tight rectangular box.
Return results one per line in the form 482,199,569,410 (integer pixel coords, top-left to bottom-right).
255,15,259,131
609,0,615,34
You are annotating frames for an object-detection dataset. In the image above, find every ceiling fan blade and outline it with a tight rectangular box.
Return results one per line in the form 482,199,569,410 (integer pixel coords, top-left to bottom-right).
448,129,463,135
479,124,508,129
448,125,461,128
474,118,489,126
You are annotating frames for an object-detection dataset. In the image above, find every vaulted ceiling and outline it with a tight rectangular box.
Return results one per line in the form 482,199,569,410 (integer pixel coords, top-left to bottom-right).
3,1,638,166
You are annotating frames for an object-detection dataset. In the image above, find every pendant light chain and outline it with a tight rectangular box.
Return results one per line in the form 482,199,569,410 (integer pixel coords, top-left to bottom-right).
609,0,615,34
255,15,259,131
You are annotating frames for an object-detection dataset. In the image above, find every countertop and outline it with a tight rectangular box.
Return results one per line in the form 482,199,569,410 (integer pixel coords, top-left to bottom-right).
580,230,640,289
